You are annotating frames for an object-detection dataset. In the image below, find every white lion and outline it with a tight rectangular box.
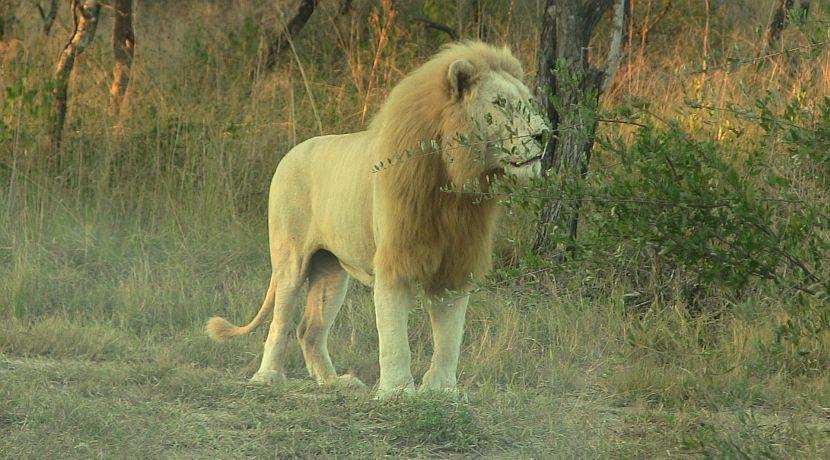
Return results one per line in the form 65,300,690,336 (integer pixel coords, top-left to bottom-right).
207,41,548,398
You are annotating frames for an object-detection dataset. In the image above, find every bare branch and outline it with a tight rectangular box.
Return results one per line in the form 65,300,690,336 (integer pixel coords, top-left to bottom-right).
263,0,316,72
36,0,58,35
274,2,323,134
412,16,458,40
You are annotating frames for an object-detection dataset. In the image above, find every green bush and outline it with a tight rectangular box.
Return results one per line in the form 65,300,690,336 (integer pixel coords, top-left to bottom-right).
507,94,830,370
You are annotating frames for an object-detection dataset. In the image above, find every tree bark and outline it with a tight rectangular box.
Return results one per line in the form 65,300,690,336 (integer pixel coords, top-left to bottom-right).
108,0,134,116
532,0,625,256
51,0,100,152
36,0,58,35
262,0,316,72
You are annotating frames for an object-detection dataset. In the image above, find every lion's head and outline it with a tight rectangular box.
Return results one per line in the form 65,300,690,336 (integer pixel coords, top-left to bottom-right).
445,57,549,186
371,41,548,190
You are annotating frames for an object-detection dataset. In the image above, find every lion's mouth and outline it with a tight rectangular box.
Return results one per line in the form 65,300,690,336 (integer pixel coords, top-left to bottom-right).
508,155,542,168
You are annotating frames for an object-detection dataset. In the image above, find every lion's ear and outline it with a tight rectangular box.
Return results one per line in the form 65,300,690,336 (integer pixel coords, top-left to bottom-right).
448,59,477,101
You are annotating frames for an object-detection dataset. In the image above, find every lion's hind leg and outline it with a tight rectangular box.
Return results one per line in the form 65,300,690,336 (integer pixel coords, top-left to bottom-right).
250,269,303,385
296,251,366,389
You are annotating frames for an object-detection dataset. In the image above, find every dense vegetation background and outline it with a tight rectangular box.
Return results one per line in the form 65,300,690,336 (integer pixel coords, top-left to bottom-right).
2,0,830,457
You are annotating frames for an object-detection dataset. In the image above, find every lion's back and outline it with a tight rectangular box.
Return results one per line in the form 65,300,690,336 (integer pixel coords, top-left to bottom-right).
270,131,376,205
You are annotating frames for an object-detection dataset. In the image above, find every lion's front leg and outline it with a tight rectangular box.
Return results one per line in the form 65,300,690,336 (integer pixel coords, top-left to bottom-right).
420,293,468,395
373,277,416,398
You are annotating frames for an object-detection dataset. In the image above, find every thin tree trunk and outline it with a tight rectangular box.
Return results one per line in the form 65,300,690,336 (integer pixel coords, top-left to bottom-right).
338,0,352,15
763,0,794,54
699,0,711,87
534,1,559,171
794,0,810,24
602,0,626,93
36,0,58,35
532,0,625,256
263,0,316,72
472,0,488,40
108,0,134,116
0,0,18,41
702,0,710,64
51,0,100,152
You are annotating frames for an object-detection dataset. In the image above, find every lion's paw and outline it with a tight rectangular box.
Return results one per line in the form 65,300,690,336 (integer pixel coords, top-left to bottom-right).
249,370,287,385
332,374,367,389
374,383,416,401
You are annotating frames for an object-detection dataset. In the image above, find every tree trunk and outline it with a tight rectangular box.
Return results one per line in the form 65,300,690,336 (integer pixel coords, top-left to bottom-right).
108,0,134,116
534,1,559,170
51,0,100,152
532,0,624,256
262,0,316,72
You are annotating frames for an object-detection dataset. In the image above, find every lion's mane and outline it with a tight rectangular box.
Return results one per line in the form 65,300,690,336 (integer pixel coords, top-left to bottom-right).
369,42,525,293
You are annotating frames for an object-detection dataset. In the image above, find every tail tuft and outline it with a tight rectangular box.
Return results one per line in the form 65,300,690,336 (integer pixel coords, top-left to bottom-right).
206,316,241,342
206,276,276,342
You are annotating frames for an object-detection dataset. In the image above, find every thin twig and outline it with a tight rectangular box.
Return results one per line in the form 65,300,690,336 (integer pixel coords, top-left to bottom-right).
447,190,804,208
688,39,830,75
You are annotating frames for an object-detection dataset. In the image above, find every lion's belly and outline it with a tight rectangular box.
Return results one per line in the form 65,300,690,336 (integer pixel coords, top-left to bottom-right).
338,261,374,286
316,199,376,286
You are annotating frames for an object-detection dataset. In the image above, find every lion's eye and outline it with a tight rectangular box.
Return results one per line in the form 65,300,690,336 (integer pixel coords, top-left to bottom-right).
493,97,507,108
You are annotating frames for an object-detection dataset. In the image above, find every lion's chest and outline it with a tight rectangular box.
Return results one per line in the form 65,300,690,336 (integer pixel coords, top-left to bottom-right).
374,197,499,292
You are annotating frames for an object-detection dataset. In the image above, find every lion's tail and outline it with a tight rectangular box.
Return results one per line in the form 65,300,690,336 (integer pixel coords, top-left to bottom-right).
206,275,276,342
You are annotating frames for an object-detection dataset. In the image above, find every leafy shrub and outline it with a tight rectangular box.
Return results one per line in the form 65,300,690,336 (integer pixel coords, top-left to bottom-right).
504,93,830,368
